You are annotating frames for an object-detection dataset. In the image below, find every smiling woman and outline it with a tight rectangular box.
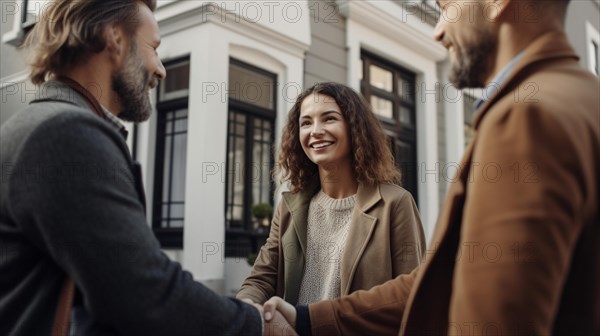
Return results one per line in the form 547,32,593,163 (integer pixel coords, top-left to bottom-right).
237,82,426,305
298,93,352,178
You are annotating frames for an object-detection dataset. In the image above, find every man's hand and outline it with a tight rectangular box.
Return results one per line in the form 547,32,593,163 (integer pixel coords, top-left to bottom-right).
264,309,297,336
263,296,296,327
241,298,296,335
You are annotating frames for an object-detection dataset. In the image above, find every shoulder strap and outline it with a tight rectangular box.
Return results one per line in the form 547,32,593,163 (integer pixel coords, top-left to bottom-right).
52,276,75,336
47,76,97,336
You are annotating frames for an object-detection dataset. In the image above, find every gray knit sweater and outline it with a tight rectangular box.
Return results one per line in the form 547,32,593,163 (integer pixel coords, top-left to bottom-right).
297,190,356,304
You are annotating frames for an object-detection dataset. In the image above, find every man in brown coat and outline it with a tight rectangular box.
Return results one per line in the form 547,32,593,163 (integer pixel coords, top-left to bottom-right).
262,0,600,335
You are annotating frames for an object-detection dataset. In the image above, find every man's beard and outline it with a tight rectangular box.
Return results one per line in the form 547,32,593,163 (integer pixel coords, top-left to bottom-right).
448,31,496,89
112,44,155,123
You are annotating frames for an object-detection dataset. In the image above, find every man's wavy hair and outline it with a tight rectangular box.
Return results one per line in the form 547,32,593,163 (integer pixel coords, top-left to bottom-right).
276,82,402,193
22,0,157,85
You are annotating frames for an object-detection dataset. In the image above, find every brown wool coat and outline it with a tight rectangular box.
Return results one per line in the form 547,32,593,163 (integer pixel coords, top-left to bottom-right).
236,181,426,305
307,31,600,336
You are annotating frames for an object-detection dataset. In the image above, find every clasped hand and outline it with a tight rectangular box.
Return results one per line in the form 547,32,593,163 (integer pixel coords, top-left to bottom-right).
242,297,298,336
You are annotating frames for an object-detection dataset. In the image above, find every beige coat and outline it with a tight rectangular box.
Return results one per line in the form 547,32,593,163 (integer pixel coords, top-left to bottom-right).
307,31,600,336
236,181,426,304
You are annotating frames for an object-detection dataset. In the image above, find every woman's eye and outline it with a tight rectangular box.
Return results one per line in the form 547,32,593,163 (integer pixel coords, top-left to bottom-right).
300,121,311,127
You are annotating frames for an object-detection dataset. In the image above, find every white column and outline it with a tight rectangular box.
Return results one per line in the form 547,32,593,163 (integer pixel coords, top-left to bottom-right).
183,26,229,293
416,67,440,243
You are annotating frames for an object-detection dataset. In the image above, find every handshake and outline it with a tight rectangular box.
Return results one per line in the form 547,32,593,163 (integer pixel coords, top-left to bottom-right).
242,297,298,336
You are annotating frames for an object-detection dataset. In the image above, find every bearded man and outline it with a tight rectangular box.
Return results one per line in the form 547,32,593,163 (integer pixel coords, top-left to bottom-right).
263,0,600,335
0,1,283,335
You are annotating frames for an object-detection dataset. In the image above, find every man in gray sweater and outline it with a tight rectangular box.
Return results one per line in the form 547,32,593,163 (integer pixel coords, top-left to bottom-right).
0,0,289,334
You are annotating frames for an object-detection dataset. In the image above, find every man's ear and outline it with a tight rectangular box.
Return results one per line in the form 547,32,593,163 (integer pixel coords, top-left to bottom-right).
105,25,128,65
485,0,512,21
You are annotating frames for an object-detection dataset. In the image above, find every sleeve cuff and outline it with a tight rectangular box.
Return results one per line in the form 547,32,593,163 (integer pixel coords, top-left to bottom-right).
295,304,312,336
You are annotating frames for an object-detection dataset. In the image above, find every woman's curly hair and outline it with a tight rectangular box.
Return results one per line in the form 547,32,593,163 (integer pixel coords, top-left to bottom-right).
275,82,401,193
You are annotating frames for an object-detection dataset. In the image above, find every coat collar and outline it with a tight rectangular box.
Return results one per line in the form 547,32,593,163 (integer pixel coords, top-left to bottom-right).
281,179,383,300
31,80,128,139
281,178,321,254
472,30,579,130
281,180,382,252
354,183,382,213
31,80,92,111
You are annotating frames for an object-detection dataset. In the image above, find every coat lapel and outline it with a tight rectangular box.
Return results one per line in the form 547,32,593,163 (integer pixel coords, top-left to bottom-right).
399,141,475,335
281,180,320,304
340,183,381,295
132,161,147,212
430,142,473,248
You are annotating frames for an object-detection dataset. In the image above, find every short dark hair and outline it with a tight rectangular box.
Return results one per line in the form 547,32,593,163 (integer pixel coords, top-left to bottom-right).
23,0,157,84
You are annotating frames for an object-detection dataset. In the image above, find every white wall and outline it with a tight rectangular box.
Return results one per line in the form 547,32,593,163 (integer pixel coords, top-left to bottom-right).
136,1,310,293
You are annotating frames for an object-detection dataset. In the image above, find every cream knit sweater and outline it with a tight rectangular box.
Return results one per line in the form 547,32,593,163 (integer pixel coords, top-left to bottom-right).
297,190,356,304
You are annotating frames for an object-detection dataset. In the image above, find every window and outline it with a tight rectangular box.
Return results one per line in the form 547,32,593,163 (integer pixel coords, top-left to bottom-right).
225,59,277,258
422,0,440,12
420,0,441,21
22,0,47,29
2,0,49,46
152,58,190,248
361,51,418,200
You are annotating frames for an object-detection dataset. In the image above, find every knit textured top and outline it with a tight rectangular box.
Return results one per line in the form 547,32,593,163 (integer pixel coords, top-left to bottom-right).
297,190,356,304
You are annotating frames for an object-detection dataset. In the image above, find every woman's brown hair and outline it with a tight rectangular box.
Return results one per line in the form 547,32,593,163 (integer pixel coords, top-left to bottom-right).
22,0,157,85
276,82,401,193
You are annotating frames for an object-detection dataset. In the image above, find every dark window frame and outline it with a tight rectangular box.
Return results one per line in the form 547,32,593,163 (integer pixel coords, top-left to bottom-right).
361,50,417,131
360,50,419,201
152,56,190,248
225,58,277,257
22,0,39,30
